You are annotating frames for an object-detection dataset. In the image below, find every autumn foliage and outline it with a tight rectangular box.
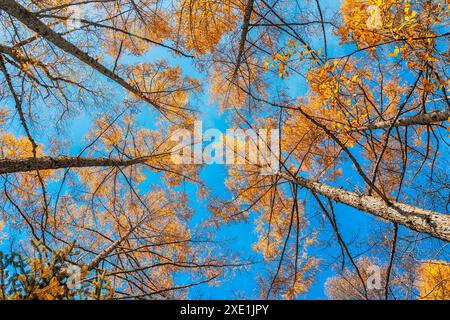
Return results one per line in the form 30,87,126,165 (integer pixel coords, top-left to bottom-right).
0,0,448,300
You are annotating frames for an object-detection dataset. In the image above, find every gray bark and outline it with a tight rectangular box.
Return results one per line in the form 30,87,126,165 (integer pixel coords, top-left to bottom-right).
0,156,148,174
356,109,450,131
0,0,160,110
285,174,450,242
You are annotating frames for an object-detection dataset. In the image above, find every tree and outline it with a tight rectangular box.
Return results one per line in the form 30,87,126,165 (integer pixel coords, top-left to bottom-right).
205,0,450,298
325,259,450,300
0,0,236,299
325,257,389,300
0,241,113,300
0,0,449,299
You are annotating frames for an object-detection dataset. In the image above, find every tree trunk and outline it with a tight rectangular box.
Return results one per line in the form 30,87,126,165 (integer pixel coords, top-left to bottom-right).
86,226,137,271
355,109,450,131
0,0,160,111
285,174,450,242
0,156,148,174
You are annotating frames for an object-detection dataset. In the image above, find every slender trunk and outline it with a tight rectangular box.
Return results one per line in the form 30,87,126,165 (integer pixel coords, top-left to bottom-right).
285,174,450,242
86,226,136,271
355,109,450,131
0,156,148,174
0,0,160,111
233,0,254,76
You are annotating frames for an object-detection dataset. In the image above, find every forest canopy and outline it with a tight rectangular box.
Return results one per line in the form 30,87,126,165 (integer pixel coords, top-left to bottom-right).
0,0,449,300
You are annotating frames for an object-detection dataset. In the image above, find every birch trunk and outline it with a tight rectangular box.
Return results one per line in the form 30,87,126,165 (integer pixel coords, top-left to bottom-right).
284,174,450,242
0,156,148,174
0,0,160,110
356,109,450,131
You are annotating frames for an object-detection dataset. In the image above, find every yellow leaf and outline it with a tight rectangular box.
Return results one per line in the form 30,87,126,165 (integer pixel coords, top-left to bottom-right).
388,46,400,57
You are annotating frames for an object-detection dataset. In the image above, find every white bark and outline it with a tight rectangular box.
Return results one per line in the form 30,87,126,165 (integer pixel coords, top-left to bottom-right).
356,109,450,131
